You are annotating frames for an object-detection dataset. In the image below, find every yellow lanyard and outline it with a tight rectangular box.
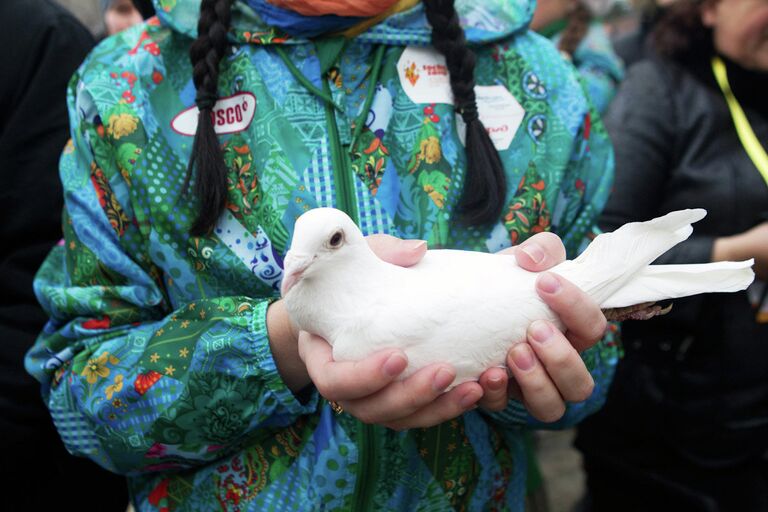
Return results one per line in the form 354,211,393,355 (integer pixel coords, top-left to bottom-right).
711,56,768,188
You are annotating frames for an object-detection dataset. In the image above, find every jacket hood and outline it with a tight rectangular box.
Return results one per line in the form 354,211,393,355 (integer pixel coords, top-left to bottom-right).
153,0,534,45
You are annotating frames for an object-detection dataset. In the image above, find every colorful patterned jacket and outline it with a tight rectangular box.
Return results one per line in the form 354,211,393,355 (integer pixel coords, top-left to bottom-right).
26,1,617,510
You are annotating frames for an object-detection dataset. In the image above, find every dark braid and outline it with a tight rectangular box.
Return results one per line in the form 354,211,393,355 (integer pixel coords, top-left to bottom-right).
558,3,591,58
423,0,507,226
184,0,233,235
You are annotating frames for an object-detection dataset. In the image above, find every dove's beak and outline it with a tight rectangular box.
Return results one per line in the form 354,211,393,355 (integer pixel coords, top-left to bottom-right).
281,252,313,297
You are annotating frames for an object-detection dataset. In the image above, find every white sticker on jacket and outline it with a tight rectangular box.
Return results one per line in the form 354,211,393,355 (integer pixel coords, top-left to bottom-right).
171,92,257,136
398,47,454,105
456,85,525,151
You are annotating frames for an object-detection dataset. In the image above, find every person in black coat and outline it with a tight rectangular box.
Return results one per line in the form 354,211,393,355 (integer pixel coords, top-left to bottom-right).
575,1,768,511
0,0,129,509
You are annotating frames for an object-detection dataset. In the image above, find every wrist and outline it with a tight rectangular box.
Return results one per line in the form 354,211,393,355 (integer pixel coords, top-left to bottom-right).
267,299,310,393
713,235,741,262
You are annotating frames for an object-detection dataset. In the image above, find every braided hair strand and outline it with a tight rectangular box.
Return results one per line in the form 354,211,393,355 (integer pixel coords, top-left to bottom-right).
184,0,233,235
423,0,507,226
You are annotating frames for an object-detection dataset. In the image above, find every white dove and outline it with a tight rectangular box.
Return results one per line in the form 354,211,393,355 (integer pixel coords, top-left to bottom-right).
281,208,754,387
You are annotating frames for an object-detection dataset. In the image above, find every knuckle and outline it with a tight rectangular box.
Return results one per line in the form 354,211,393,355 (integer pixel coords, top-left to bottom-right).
482,399,507,413
536,403,566,423
576,378,595,402
404,396,424,413
536,232,566,260
314,381,331,398
586,315,608,341
561,287,583,310
519,373,550,396
546,347,574,372
314,379,337,401
438,404,464,425
403,387,428,411
391,379,425,412
353,408,378,425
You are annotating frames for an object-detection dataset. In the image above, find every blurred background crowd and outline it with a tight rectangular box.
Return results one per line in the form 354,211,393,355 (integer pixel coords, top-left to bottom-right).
2,0,765,511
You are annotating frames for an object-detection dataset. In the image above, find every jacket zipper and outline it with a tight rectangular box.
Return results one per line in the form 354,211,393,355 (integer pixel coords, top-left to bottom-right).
321,73,374,509
354,423,379,512
322,78,359,222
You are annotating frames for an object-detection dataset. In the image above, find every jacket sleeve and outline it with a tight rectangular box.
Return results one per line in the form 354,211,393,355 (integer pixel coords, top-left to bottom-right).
487,90,620,429
600,61,715,264
24,71,318,476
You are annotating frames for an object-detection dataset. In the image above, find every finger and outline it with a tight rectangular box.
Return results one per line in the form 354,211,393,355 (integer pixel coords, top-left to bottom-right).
535,272,607,352
366,234,427,267
507,343,566,423
342,364,456,424
527,320,594,403
478,367,509,412
510,232,567,272
298,332,408,401
383,382,484,431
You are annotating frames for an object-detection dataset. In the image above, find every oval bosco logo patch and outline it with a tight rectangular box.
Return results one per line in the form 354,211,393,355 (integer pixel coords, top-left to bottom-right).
171,92,257,136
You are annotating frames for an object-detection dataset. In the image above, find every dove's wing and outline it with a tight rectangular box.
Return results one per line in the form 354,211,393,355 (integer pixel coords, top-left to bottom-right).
554,209,708,304
600,260,755,309
553,209,754,308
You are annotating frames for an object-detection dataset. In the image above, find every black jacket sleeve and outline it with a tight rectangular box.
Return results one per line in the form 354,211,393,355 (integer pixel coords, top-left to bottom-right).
600,60,715,264
0,0,94,434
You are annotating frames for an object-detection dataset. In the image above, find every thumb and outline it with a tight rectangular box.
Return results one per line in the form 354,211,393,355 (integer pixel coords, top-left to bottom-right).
366,234,427,267
502,232,566,272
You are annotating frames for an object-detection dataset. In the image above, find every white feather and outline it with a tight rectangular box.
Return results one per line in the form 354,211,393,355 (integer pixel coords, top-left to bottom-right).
282,208,755,387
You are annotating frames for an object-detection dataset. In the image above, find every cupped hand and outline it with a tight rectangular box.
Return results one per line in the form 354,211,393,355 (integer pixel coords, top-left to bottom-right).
477,233,606,422
299,332,483,430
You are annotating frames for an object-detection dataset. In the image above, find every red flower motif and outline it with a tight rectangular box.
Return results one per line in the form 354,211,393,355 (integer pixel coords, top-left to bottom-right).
121,71,137,84
82,316,111,330
148,479,169,507
146,443,167,459
144,42,160,56
583,113,591,140
134,370,163,396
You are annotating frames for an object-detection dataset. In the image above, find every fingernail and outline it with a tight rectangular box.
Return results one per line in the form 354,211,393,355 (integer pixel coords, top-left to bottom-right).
405,240,427,251
383,352,408,377
433,367,455,391
530,320,553,344
511,345,535,371
488,375,505,390
460,390,481,409
521,243,545,264
538,273,561,294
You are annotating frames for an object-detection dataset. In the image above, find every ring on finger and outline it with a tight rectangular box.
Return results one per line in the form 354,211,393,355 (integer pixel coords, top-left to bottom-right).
329,400,344,414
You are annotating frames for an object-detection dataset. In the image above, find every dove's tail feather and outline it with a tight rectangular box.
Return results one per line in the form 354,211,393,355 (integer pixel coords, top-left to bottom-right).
554,209,708,304
600,260,755,309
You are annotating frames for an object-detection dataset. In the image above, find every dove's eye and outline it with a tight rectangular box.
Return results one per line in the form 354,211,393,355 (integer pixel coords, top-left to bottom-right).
327,230,344,249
